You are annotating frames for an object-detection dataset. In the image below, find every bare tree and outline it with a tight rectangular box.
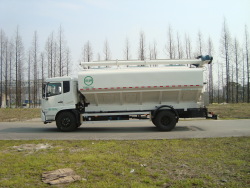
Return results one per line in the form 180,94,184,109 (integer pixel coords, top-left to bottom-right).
230,54,235,103
220,18,231,103
40,52,45,85
45,32,54,78
58,25,63,76
65,48,71,76
14,26,25,107
0,29,5,108
196,30,204,56
242,48,246,102
1,35,13,108
82,41,93,62
176,32,183,59
49,32,54,78
152,40,158,59
217,61,222,103
207,36,214,103
124,37,131,60
56,25,70,76
184,33,192,59
149,44,153,60
138,31,146,60
4,38,9,107
53,40,57,77
233,37,240,103
28,50,31,107
31,31,39,107
103,39,111,61
245,25,249,103
166,25,175,59
8,41,14,107
149,40,158,65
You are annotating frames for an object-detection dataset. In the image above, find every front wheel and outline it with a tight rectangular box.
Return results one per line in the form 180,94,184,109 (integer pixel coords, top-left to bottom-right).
56,111,78,132
154,111,176,131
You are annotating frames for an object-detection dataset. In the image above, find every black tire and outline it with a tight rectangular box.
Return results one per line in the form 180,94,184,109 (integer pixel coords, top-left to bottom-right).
154,111,176,131
56,111,78,132
152,118,157,127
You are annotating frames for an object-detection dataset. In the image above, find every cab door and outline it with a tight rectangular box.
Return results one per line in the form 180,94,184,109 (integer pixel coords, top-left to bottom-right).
42,82,64,121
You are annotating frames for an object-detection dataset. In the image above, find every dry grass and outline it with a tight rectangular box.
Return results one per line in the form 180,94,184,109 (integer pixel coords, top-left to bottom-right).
208,103,250,119
0,108,40,122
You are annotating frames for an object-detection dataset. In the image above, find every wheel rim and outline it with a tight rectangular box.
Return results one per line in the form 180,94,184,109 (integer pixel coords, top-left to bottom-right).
161,116,171,126
61,117,71,128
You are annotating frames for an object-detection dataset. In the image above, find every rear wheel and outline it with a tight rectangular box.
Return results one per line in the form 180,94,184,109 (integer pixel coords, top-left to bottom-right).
56,111,78,132
152,118,157,127
154,111,176,131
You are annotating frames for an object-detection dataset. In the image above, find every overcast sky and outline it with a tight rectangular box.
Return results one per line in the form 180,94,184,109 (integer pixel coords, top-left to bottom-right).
0,0,249,67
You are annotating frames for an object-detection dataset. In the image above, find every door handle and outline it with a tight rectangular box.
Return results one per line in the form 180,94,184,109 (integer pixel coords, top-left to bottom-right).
58,101,63,103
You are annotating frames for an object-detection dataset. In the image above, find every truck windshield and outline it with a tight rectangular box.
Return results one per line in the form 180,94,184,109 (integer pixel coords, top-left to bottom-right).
47,83,62,97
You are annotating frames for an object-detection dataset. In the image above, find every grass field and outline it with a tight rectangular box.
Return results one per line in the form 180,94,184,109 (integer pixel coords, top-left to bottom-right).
0,137,249,187
0,103,249,122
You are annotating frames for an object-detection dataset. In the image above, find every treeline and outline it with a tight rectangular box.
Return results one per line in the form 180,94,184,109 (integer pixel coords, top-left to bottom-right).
217,20,249,104
0,25,71,108
0,19,249,108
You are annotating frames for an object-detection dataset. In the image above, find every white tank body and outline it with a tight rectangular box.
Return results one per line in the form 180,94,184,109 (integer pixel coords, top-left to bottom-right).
78,66,204,112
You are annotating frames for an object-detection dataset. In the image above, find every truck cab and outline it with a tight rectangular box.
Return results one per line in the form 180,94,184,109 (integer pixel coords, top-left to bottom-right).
41,77,78,124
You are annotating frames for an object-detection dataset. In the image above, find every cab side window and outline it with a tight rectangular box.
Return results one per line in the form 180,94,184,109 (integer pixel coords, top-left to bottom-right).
63,81,70,93
47,83,62,97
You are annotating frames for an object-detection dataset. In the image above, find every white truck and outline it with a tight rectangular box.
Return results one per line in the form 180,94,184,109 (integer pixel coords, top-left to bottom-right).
41,55,215,132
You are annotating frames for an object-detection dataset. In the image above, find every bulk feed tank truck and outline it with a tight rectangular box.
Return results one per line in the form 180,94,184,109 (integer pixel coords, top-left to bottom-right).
41,55,215,132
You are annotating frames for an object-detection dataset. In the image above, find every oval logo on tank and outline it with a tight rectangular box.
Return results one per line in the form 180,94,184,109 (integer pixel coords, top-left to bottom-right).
84,76,94,86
